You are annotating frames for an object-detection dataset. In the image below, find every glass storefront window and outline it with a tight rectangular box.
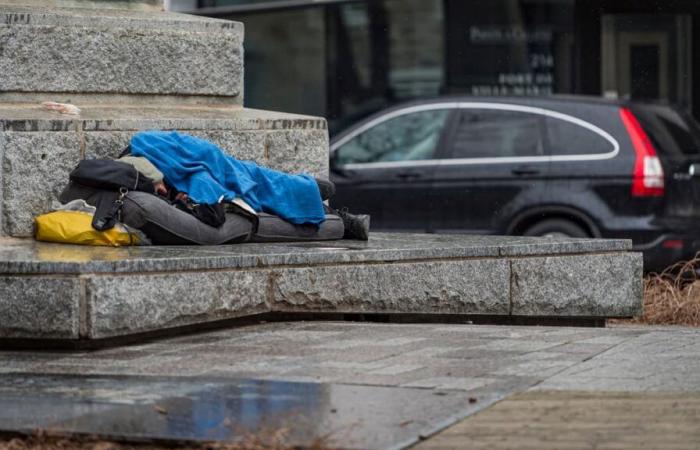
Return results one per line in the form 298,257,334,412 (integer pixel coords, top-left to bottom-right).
327,0,445,132
602,14,693,109
233,8,326,117
444,0,575,97
198,0,700,131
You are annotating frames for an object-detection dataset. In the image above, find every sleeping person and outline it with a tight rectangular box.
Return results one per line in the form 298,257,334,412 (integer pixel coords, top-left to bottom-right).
123,131,368,240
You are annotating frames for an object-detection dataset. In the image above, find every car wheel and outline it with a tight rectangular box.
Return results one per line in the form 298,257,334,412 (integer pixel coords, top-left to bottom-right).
523,219,589,238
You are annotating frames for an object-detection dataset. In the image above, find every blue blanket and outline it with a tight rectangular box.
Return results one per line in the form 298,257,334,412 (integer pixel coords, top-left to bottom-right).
130,131,325,226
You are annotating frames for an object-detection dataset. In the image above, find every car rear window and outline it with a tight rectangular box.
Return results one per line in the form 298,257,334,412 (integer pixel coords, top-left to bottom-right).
448,109,544,158
335,109,451,165
545,117,615,156
633,106,700,157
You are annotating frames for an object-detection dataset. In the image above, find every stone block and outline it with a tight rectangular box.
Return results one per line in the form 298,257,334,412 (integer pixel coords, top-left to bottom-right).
0,7,243,101
83,129,325,176
269,259,511,315
264,130,330,178
511,253,643,317
189,130,267,163
84,270,270,339
83,132,131,160
84,131,265,161
0,276,80,339
1,131,81,236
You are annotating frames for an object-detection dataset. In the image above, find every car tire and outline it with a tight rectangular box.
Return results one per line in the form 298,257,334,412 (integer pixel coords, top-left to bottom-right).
523,219,589,238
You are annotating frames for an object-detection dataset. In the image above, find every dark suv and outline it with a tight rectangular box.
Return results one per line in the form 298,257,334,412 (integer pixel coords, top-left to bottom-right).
329,96,700,272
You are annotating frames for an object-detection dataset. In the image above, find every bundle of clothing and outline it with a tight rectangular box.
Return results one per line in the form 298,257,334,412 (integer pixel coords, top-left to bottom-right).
35,131,369,246
129,130,327,227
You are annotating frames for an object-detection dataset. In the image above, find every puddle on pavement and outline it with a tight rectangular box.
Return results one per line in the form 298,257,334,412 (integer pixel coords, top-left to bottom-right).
0,373,489,449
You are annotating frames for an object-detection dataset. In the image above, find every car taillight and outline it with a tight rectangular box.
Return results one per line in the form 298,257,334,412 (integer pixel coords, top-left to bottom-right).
662,239,684,250
620,107,665,197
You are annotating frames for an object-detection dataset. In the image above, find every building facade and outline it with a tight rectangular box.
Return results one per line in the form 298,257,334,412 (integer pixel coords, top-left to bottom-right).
171,0,700,134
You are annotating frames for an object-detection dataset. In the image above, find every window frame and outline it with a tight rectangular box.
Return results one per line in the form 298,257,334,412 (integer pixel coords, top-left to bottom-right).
331,102,621,169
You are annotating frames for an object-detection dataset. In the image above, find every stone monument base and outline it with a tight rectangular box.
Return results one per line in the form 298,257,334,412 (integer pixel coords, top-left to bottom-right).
0,234,642,348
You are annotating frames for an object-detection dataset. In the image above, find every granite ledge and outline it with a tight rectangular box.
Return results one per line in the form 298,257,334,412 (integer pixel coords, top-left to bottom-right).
0,106,328,132
0,234,633,275
0,5,245,34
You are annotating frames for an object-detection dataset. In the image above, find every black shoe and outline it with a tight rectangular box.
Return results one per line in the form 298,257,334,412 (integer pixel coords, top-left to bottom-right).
335,208,370,240
315,178,336,201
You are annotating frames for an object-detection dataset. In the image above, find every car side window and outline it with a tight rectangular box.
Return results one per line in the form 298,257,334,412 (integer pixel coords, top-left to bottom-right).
448,109,544,158
546,117,614,155
335,109,450,165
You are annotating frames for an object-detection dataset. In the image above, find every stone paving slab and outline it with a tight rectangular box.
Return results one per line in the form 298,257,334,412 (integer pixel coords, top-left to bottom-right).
534,328,700,392
0,235,641,341
0,322,647,386
2,322,699,449
0,373,502,450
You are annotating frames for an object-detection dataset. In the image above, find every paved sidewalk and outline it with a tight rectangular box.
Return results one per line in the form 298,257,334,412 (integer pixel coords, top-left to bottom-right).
1,321,699,449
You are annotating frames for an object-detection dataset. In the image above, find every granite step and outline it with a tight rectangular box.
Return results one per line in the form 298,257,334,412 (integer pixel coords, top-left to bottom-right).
0,234,643,345
0,4,243,105
15,0,163,11
0,104,329,236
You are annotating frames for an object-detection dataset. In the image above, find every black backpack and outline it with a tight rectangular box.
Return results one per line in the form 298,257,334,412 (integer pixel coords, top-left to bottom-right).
69,159,157,193
65,158,227,230
67,159,156,231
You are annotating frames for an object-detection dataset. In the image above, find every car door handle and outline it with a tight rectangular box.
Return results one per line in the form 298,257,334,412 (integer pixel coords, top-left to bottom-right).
396,171,421,180
511,168,540,176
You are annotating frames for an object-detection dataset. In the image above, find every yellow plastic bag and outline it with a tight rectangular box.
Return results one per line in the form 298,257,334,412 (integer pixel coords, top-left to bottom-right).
35,210,142,247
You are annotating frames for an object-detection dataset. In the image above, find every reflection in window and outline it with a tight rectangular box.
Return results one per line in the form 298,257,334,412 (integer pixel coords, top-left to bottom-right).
449,109,543,158
336,109,450,164
546,118,612,155
328,0,445,133
445,0,575,97
223,8,326,117
658,114,700,156
636,107,700,157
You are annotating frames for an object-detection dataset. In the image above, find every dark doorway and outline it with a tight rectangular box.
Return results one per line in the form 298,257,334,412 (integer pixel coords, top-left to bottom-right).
630,44,660,99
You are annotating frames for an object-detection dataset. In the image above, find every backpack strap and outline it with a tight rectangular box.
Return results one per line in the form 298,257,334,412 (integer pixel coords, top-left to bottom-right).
92,187,128,231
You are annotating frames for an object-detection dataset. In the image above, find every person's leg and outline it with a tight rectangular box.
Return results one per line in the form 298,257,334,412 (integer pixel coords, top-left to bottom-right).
316,179,369,240
334,208,370,241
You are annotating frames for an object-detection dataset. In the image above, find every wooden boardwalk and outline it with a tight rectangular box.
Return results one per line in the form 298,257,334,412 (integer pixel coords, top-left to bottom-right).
415,390,700,450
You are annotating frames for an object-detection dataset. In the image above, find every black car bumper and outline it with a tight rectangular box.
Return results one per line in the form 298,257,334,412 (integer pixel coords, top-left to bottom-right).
634,232,700,273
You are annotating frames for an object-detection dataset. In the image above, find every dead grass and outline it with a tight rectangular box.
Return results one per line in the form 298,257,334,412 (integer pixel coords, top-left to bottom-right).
630,255,700,326
0,428,334,450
